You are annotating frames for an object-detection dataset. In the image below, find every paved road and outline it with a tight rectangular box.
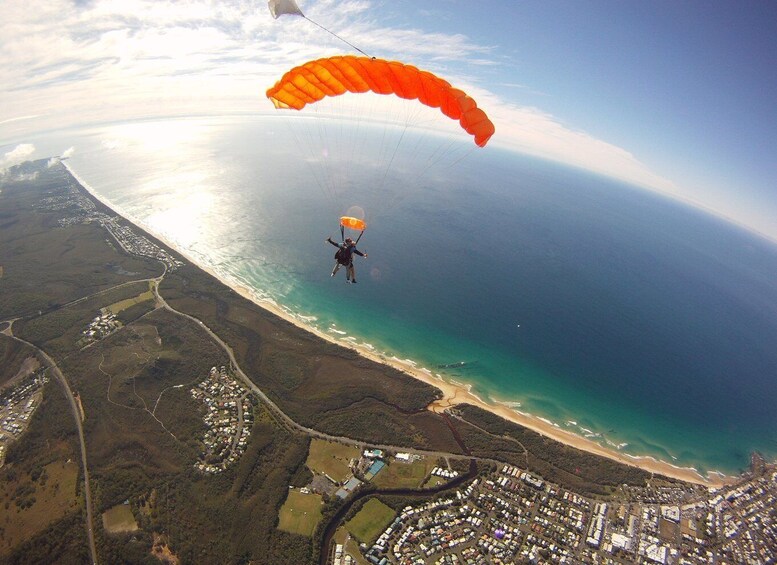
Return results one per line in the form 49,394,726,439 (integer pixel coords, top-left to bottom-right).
6,330,98,565
0,265,474,565
151,281,477,462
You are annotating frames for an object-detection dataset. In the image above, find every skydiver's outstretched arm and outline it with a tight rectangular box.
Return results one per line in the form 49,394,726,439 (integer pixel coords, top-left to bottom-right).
326,237,341,248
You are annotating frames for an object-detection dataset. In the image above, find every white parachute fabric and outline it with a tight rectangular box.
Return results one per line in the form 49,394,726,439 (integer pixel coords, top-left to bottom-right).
268,0,304,19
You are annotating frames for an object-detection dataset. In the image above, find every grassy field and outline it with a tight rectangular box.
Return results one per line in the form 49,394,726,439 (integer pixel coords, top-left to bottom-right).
306,439,360,483
374,457,434,489
105,287,155,315
277,490,323,537
0,459,80,554
102,503,139,534
345,498,396,545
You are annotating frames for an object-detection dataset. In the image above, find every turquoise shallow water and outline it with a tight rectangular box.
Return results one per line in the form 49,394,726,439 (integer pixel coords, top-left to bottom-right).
19,115,777,477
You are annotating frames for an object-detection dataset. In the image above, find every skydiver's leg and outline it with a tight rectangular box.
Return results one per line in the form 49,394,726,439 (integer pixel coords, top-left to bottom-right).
331,263,340,277
347,263,356,283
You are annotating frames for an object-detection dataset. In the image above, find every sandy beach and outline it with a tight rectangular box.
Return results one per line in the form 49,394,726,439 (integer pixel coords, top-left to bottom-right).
226,280,731,487
66,161,733,488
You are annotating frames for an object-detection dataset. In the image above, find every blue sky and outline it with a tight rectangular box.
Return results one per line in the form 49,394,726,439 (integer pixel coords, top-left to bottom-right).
1,0,776,240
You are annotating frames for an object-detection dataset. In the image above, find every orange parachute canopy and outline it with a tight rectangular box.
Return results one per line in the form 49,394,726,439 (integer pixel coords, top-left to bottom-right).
266,56,495,147
340,216,366,231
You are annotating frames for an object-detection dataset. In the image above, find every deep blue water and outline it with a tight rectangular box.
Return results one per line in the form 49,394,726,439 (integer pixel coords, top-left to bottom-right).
20,116,777,476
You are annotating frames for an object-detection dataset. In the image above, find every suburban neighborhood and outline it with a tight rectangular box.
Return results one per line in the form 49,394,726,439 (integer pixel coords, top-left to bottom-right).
190,365,254,473
337,456,777,565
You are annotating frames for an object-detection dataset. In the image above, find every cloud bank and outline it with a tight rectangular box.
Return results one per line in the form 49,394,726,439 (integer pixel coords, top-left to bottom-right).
0,0,672,193
1,143,36,169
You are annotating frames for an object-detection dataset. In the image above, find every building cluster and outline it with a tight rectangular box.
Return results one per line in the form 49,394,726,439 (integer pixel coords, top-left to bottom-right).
344,461,777,565
40,170,183,271
333,544,355,565
38,171,102,224
431,467,460,480
81,310,121,345
190,366,253,473
0,372,48,466
333,450,388,499
101,217,183,271
703,469,777,564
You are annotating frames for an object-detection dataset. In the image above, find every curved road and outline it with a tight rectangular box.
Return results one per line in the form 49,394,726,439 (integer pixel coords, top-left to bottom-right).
151,281,477,462
1,265,476,565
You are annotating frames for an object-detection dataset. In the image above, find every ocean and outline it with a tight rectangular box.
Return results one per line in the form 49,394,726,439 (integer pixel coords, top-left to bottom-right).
18,115,777,476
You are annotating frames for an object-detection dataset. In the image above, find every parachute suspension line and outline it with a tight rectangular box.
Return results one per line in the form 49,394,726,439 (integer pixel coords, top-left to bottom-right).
354,230,364,245
442,144,477,170
312,108,339,208
282,111,340,221
303,16,372,58
268,0,372,58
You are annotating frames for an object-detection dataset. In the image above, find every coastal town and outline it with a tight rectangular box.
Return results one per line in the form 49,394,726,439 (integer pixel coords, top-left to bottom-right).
190,366,254,473
331,453,777,565
43,164,183,272
0,372,48,467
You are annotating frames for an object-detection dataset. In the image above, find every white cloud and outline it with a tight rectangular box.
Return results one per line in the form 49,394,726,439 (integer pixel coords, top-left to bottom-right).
1,143,36,169
0,115,41,127
46,146,76,168
0,0,674,194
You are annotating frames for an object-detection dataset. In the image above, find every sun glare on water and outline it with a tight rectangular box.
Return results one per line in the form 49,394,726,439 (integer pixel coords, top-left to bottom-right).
97,120,229,250
144,190,215,249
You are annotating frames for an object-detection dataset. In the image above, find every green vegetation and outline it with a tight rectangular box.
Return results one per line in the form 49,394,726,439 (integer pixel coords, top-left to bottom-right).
0,460,80,553
0,162,161,319
455,404,656,496
4,512,91,565
105,287,154,315
159,265,469,452
0,372,86,562
306,439,360,483
345,498,396,545
0,335,38,388
278,490,324,536
15,280,154,359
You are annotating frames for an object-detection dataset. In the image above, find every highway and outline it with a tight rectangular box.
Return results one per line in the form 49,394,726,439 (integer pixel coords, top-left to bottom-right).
3,326,98,565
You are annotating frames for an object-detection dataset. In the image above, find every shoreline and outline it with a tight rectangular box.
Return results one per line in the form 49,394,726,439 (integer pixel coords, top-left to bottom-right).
63,160,734,488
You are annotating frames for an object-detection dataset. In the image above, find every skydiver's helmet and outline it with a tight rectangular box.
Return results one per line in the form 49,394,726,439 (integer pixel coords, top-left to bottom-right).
345,238,354,245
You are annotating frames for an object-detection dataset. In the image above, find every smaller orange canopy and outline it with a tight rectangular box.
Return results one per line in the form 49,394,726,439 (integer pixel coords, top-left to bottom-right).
340,216,366,231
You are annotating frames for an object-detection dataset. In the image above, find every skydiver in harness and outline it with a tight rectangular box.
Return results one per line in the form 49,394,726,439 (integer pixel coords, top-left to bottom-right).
326,236,367,283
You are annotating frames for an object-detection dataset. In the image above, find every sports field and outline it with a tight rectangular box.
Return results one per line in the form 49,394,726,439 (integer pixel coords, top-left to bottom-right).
306,439,360,483
345,498,395,545
373,457,434,489
278,490,323,536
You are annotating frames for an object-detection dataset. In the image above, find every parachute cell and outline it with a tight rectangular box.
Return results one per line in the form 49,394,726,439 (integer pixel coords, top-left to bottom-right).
266,56,495,147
